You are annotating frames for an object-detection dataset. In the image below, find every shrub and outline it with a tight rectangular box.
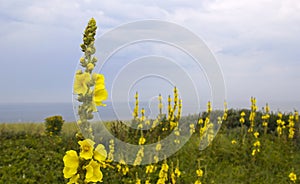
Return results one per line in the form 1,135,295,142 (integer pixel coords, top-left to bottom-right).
44,115,64,136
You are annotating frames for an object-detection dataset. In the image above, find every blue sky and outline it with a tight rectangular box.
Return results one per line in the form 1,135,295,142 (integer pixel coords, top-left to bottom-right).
0,0,300,111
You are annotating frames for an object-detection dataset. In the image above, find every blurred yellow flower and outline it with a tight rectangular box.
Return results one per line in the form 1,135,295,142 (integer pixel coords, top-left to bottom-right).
171,172,176,184
122,166,129,175
94,144,107,162
146,165,155,174
253,140,260,147
73,71,91,95
78,139,95,160
63,150,79,179
135,179,141,184
162,163,169,172
156,143,162,151
278,112,283,119
85,159,103,183
139,136,146,145
93,73,108,106
195,180,202,184
231,140,237,144
289,172,297,183
254,131,259,138
198,119,203,124
251,149,257,156
175,167,181,177
154,155,159,163
196,169,203,177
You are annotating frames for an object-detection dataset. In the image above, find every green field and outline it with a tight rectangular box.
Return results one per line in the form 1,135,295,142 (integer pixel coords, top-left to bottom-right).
0,109,299,184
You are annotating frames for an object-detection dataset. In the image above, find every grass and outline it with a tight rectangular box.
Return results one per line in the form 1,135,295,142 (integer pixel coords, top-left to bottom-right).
0,111,299,184
0,122,78,136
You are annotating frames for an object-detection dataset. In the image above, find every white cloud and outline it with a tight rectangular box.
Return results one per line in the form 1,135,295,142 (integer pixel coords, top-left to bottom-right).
0,0,299,110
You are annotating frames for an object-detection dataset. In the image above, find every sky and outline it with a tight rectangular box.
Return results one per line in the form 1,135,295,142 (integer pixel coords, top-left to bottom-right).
0,0,300,111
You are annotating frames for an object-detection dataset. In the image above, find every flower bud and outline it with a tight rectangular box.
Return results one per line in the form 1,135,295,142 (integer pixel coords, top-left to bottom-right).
80,44,86,52
80,57,85,63
87,63,94,71
87,112,94,120
92,57,97,63
86,47,92,53
76,133,84,141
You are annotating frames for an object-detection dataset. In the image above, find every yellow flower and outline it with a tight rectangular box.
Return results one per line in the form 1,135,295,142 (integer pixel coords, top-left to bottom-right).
253,140,260,147
195,180,202,184
122,166,129,175
254,131,259,138
289,172,297,183
154,155,159,163
73,71,91,95
94,144,107,162
137,123,143,129
78,139,95,160
139,137,146,145
231,140,237,144
196,169,203,177
157,178,165,184
85,159,103,183
251,149,256,156
93,73,108,106
170,121,178,129
174,139,180,144
116,164,121,172
156,143,162,151
175,167,181,177
135,179,141,184
68,174,79,184
198,119,203,124
278,112,283,119
248,127,253,133
162,163,169,172
63,150,79,178
146,165,155,174
171,172,176,184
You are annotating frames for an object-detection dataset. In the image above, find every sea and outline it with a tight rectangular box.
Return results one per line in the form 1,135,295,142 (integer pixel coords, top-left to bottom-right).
0,101,202,123
0,101,299,123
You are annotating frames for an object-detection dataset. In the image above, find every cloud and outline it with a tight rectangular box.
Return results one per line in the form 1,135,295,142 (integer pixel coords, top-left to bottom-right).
0,0,299,111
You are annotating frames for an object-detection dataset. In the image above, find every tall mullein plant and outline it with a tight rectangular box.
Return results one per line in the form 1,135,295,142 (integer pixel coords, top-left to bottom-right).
73,18,108,140
63,18,108,184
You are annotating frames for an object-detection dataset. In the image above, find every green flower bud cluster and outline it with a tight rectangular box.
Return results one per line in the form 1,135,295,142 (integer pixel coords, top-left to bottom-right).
80,18,98,73
81,18,97,52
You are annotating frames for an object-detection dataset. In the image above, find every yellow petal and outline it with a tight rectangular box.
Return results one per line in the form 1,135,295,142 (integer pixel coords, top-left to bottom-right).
73,71,91,95
93,73,108,106
85,160,103,183
68,174,79,184
63,150,79,168
93,88,108,106
94,144,107,162
63,166,77,179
